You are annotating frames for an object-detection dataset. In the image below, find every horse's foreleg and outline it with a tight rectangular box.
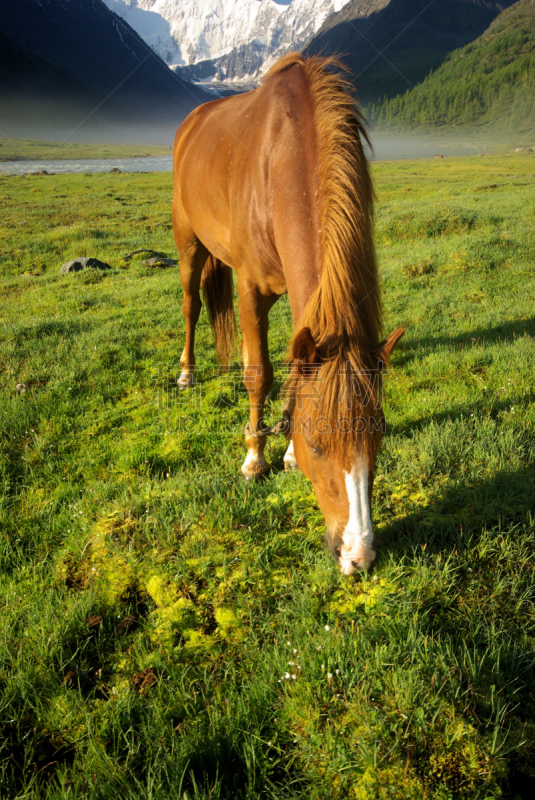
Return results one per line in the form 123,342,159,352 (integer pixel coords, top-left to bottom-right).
238,282,276,480
283,440,299,471
177,242,209,388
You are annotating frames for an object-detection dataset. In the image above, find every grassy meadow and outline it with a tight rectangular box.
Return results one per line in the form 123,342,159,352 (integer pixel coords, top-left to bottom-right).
0,154,534,799
0,138,172,162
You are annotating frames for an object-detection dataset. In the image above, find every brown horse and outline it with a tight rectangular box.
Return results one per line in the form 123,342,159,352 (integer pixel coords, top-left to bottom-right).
172,53,404,574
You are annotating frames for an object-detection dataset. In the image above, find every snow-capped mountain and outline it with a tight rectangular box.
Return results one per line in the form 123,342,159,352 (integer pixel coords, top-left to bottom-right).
103,0,352,81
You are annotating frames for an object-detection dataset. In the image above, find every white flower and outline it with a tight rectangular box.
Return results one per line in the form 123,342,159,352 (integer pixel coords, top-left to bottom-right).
285,672,290,679
325,625,330,631
327,673,333,680
321,664,324,670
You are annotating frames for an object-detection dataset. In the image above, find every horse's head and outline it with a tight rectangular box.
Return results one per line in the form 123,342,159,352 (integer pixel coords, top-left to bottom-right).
286,326,404,574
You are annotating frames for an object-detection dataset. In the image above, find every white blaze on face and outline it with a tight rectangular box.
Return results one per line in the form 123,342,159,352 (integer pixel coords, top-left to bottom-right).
339,461,376,574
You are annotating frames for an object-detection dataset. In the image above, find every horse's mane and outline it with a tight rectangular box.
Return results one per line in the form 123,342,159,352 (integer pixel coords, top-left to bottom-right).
264,53,383,460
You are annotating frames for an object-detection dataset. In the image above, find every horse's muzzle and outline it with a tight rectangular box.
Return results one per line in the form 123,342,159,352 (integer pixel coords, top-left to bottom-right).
326,534,376,574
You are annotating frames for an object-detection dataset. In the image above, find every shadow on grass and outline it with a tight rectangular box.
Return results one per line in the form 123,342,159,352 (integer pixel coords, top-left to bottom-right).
374,462,535,799
377,463,535,562
389,389,535,437
395,315,535,365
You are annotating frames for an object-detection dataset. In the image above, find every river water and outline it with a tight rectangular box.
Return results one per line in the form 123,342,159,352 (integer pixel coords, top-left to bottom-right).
0,137,495,176
0,156,174,176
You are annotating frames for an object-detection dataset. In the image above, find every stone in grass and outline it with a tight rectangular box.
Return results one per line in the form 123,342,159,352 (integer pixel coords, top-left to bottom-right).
120,248,168,267
116,614,137,635
122,249,165,261
132,667,157,693
142,256,178,268
60,257,111,275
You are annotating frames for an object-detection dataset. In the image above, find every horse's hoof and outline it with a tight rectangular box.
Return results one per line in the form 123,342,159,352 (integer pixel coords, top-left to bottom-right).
284,458,300,472
241,464,270,482
241,452,270,481
283,441,300,472
177,372,195,390
243,470,269,482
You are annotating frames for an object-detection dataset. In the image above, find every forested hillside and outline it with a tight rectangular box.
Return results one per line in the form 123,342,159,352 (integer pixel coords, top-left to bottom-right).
305,0,516,104
371,0,535,134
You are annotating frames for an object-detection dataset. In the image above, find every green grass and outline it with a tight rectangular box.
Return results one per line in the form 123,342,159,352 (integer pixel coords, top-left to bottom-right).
0,154,534,799
0,137,172,162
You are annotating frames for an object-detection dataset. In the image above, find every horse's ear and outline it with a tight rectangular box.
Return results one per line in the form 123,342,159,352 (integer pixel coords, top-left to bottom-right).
377,326,405,369
292,327,320,371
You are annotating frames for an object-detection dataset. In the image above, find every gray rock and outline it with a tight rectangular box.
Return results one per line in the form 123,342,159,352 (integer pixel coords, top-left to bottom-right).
60,257,111,275
16,383,28,393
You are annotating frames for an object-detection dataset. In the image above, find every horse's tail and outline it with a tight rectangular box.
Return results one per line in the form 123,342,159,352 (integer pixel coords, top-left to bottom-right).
201,255,237,365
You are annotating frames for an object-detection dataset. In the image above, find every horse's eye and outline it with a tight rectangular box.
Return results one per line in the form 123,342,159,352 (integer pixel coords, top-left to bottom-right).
307,441,322,456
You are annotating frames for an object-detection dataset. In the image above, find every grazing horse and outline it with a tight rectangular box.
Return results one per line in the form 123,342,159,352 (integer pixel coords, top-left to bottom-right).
172,53,404,574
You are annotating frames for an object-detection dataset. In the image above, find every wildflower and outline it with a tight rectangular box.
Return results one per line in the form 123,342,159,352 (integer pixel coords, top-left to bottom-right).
285,672,290,679
327,673,333,680
325,625,330,631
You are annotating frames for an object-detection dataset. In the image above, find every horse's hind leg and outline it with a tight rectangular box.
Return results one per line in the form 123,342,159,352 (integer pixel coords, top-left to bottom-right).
177,239,209,388
238,278,277,480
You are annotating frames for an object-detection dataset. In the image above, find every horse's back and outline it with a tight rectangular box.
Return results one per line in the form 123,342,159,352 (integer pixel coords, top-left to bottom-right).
173,57,322,304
